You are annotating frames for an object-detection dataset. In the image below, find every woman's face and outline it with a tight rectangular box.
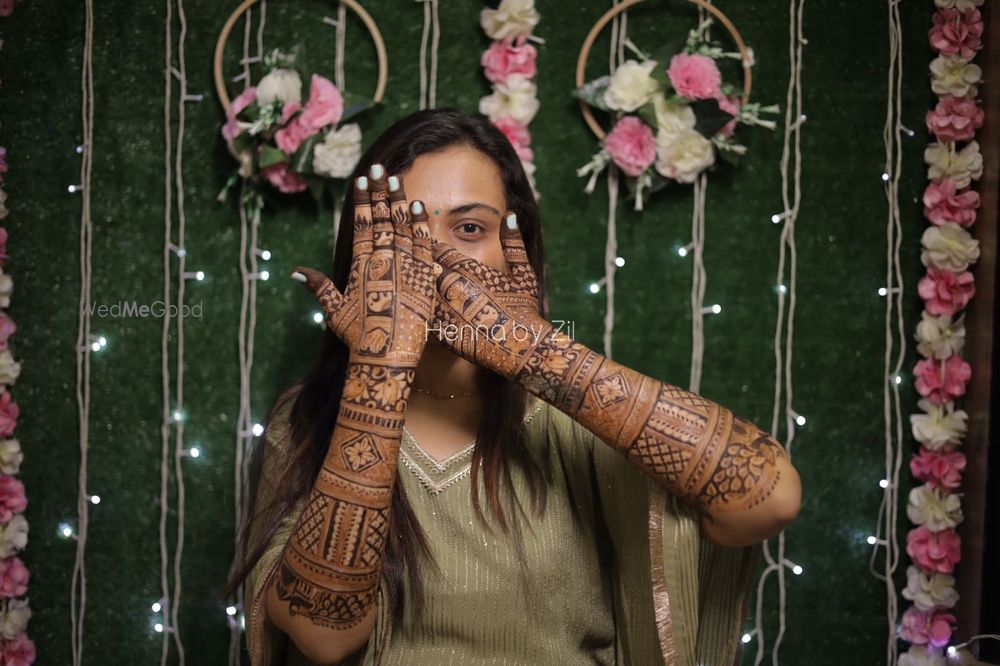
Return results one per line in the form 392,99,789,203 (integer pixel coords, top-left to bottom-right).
398,144,508,272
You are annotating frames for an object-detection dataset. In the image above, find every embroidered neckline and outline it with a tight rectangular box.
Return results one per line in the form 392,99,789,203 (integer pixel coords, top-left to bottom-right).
399,398,545,495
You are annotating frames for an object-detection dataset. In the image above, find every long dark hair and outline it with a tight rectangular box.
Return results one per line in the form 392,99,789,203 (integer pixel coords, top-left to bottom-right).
225,108,551,626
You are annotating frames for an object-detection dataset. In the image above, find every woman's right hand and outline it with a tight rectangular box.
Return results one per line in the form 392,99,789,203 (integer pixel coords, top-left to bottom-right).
291,163,436,369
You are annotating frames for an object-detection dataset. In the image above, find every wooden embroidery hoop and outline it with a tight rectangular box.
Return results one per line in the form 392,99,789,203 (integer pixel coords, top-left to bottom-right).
213,0,388,112
575,0,753,140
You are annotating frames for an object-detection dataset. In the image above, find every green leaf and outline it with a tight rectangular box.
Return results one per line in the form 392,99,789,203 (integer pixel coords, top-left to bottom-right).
231,131,253,155
340,89,375,123
637,102,659,130
259,144,288,169
717,147,742,167
649,63,670,88
572,74,612,111
307,175,325,204
690,99,732,139
649,37,686,73
289,132,324,174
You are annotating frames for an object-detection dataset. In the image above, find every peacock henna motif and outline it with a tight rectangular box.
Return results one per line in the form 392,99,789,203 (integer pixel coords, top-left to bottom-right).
429,216,788,515
284,167,435,630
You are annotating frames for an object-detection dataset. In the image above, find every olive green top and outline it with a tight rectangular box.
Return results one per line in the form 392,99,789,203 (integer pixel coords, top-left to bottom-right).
244,391,758,666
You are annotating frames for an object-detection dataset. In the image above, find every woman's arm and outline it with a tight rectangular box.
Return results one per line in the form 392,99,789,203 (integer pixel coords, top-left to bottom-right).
269,168,435,664
429,216,801,548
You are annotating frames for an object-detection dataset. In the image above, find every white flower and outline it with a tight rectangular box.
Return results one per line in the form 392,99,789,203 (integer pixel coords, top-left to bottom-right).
0,598,31,640
921,222,980,272
930,54,982,98
602,60,660,113
0,351,20,388
916,312,965,360
907,484,963,531
313,123,362,179
653,93,696,138
902,565,958,612
255,68,302,107
655,128,714,183
934,0,982,7
0,514,27,559
480,0,539,41
0,269,11,309
925,140,983,189
0,439,21,476
911,399,968,450
898,645,947,666
479,74,539,125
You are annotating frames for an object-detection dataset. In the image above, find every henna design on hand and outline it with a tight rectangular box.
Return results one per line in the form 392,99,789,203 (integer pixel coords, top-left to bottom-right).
282,167,435,630
429,216,788,514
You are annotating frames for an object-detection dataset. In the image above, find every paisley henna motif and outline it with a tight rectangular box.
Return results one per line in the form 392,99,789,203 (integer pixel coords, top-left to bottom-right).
430,217,787,514
284,168,435,630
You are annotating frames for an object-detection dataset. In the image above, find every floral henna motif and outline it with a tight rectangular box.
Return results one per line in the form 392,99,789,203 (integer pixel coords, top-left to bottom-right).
283,167,435,630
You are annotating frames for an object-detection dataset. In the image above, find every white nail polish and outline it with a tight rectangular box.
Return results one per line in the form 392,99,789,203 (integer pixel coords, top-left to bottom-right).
357,176,368,190
388,176,399,192
412,201,424,214
506,212,517,230
370,164,384,179
290,271,307,283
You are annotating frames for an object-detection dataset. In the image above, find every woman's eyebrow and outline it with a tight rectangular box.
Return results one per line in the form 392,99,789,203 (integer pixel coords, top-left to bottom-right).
447,202,502,217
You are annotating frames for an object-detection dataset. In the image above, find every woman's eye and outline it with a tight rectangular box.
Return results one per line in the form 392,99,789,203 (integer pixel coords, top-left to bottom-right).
457,222,484,236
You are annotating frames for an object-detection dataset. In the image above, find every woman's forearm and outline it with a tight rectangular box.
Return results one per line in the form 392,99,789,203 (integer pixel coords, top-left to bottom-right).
267,356,413,660
514,326,800,545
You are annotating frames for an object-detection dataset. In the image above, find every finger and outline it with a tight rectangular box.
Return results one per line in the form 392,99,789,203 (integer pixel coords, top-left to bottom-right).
352,175,373,259
409,200,433,268
387,174,413,262
291,265,344,312
500,211,532,275
429,238,474,272
368,163,393,250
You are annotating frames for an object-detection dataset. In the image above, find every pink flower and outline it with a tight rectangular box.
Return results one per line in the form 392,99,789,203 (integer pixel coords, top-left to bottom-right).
926,95,984,143
924,178,980,227
260,162,308,194
0,476,26,524
929,8,983,59
274,118,313,155
911,448,966,490
918,267,974,316
0,557,28,598
900,607,956,648
0,391,18,438
0,633,36,666
714,94,741,138
604,116,656,177
914,356,972,404
907,526,961,574
298,74,343,132
0,314,16,353
492,118,534,162
278,101,302,126
0,228,8,263
481,41,537,84
667,53,721,100
221,87,257,142
0,0,14,18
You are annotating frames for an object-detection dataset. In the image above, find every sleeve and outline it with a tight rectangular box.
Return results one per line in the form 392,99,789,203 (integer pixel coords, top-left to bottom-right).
243,393,306,666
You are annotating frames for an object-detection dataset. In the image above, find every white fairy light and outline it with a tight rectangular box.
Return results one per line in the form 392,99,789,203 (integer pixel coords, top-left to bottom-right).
614,256,625,267
878,286,900,297
699,304,722,315
893,375,902,385
881,172,890,182
771,211,790,224
181,446,201,458
152,601,162,613
226,605,238,617
742,633,753,644
777,284,787,294
255,248,271,261
75,144,85,154
87,494,101,505
248,271,269,281
154,623,164,633
676,242,695,257
251,423,264,437
789,409,806,426
589,283,600,294
172,410,185,423
782,560,804,575
68,184,84,193
168,242,187,257
58,522,75,538
879,479,890,488
312,311,324,325
182,270,205,281
183,93,204,103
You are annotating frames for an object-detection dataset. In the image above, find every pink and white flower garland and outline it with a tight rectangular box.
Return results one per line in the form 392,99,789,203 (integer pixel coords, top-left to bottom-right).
899,1,984,663
478,0,541,200
0,146,35,665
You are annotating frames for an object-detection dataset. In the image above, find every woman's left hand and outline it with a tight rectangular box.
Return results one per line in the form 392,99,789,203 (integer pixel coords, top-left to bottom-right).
428,213,554,379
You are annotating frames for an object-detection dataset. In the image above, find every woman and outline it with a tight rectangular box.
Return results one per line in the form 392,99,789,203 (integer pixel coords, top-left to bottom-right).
225,108,802,666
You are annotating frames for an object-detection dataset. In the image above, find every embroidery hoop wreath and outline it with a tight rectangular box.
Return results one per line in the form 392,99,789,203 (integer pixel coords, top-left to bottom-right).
575,0,755,201
213,0,388,206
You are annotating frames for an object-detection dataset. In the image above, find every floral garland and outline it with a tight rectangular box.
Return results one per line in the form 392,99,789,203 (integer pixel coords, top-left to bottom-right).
573,17,777,210
0,144,34,665
477,0,541,200
898,0,984,663
218,46,369,212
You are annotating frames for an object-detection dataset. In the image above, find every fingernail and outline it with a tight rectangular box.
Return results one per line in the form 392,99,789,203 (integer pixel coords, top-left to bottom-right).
506,212,517,230
370,164,384,179
357,176,368,191
388,175,400,192
290,271,307,283
411,200,424,215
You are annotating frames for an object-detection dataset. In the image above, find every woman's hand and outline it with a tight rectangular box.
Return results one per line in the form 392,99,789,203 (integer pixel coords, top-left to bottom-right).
292,164,436,369
428,212,554,379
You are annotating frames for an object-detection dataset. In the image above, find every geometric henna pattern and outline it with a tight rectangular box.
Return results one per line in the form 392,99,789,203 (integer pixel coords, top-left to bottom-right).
429,219,788,514
281,168,437,631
